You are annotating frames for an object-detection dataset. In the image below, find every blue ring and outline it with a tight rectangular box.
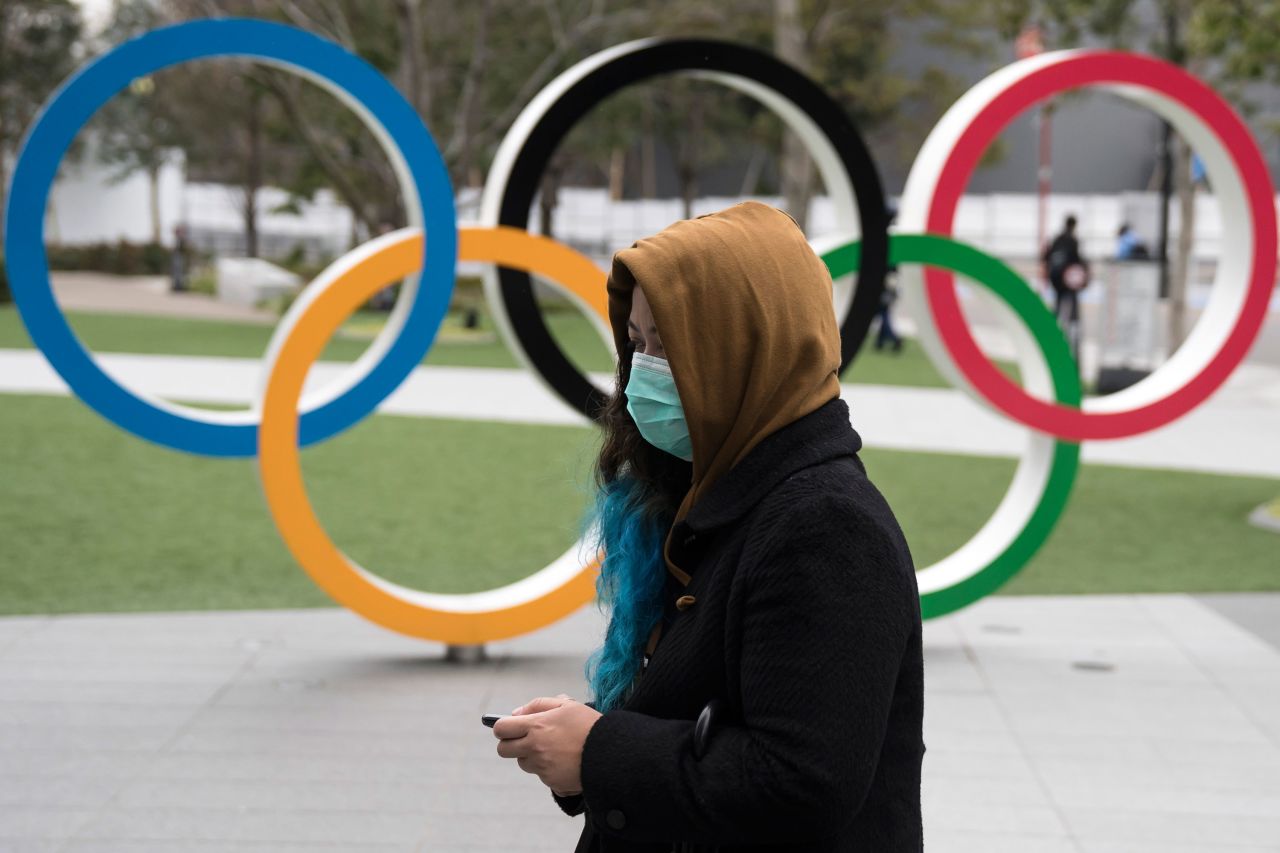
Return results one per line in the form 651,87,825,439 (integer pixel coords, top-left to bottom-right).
3,18,456,457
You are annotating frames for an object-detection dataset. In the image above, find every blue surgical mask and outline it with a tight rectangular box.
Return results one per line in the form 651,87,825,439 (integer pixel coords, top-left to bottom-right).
625,352,693,462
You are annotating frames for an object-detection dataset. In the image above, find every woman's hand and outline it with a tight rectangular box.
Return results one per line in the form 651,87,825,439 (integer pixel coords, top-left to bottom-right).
494,693,603,796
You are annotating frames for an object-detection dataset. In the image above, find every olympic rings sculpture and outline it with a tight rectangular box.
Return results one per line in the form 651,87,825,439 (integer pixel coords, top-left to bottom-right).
5,18,1273,642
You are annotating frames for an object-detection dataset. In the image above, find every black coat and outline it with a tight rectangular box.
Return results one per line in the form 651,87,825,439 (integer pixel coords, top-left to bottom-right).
551,396,925,852
1043,232,1086,293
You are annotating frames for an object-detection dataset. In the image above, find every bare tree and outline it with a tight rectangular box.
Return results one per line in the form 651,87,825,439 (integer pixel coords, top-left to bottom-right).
774,0,814,231
0,0,82,242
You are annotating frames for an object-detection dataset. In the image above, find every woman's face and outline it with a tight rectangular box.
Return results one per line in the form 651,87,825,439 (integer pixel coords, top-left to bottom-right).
627,284,666,359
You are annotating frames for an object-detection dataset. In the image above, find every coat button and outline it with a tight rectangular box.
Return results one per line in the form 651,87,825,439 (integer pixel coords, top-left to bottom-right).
605,808,627,830
675,595,697,611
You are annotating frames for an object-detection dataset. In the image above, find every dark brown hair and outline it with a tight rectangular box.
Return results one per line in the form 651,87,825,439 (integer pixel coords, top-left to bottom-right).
589,341,693,524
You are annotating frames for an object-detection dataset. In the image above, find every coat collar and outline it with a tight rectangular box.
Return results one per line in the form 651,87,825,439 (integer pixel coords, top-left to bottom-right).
679,395,861,534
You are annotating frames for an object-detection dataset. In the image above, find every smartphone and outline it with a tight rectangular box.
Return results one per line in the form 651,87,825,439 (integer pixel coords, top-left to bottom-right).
481,713,508,727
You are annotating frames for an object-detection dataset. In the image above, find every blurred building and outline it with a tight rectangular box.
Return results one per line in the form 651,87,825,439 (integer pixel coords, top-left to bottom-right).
45,130,353,264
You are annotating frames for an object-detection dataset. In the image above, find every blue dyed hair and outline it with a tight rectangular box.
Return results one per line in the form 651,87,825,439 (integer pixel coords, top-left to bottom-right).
577,474,670,714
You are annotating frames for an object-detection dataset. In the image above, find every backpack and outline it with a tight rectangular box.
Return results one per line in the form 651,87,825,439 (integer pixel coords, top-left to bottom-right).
1046,240,1072,277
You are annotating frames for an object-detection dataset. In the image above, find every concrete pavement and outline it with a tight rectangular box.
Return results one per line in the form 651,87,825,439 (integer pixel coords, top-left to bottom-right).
0,593,1278,851
49,273,278,324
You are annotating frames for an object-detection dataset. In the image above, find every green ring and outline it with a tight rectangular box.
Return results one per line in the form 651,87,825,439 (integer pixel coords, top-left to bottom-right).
821,234,1082,619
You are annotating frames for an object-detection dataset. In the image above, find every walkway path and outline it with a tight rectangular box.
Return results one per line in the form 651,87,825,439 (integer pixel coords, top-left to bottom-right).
51,272,277,324
2,348,1278,478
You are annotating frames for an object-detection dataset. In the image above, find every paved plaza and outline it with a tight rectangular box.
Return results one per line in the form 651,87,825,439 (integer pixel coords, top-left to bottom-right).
49,273,278,324
0,592,1278,852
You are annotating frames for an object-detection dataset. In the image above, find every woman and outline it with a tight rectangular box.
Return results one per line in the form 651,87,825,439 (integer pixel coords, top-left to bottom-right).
493,201,924,852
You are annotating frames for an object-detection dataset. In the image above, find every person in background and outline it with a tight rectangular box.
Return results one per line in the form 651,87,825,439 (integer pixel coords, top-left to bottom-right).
876,204,904,353
1041,214,1090,357
875,282,903,353
170,224,190,293
1115,223,1150,260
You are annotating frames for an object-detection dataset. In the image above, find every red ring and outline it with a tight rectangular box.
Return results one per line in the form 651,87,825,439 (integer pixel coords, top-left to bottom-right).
924,52,1276,441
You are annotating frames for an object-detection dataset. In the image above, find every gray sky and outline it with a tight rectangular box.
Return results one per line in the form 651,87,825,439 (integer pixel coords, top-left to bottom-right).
73,0,113,36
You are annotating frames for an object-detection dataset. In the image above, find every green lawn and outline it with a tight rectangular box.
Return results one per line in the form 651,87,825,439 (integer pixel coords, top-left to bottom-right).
0,302,1010,389
1,393,1275,616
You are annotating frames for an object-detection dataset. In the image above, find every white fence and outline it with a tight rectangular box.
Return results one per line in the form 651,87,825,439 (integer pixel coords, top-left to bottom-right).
46,152,1279,276
470,185,1265,270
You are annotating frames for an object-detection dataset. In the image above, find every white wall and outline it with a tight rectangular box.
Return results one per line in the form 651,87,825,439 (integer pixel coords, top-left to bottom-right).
45,134,185,247
532,186,1270,268
43,133,353,260
45,158,1277,273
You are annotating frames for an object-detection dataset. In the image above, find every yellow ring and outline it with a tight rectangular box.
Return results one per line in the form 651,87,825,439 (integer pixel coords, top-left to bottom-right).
257,226,606,643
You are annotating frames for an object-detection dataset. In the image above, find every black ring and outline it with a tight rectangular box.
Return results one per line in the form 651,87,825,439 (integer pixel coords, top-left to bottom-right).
495,39,888,421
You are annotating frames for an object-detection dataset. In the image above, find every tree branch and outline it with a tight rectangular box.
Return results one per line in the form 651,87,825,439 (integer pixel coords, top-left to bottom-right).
442,0,490,163
253,67,377,232
542,0,569,49
462,8,649,157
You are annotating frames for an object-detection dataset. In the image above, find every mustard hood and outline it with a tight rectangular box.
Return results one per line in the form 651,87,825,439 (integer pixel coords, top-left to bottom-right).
606,200,843,586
